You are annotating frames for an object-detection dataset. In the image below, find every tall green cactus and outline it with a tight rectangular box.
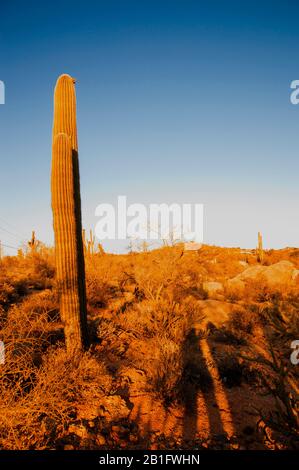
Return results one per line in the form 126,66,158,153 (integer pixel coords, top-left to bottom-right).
51,74,89,354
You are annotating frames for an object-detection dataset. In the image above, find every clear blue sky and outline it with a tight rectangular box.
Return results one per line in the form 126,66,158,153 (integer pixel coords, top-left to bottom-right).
0,0,299,253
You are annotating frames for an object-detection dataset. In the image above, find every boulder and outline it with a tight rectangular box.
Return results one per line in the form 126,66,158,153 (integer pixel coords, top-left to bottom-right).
203,281,224,296
97,396,130,421
68,424,91,440
194,299,240,330
238,261,248,268
228,261,297,290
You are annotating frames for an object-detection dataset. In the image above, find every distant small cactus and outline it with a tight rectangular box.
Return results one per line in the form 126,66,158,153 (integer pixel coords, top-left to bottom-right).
97,243,105,256
82,228,96,256
257,231,264,264
88,229,95,255
28,231,38,253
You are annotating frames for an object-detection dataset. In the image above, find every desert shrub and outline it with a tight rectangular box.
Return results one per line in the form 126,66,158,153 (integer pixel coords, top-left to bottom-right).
276,291,299,339
216,353,245,388
223,281,244,302
86,271,110,310
245,278,282,304
29,253,55,288
118,296,201,342
0,281,15,310
224,275,286,304
0,251,55,308
0,349,112,449
117,296,205,404
171,269,208,301
96,293,201,404
241,342,299,449
197,245,253,280
144,336,183,405
85,255,134,312
224,308,257,343
0,267,30,310
0,290,59,395
132,258,175,301
264,248,299,268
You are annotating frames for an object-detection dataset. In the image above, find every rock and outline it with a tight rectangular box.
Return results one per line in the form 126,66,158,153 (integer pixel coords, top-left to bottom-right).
203,281,224,296
195,300,241,329
129,434,139,443
68,424,90,440
64,444,74,450
184,242,202,251
124,292,135,302
239,261,248,267
111,425,123,433
98,396,130,421
228,260,297,290
226,277,246,293
96,434,106,446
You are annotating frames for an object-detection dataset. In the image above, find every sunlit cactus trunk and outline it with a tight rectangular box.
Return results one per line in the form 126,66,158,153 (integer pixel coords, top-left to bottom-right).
82,229,87,255
51,74,89,354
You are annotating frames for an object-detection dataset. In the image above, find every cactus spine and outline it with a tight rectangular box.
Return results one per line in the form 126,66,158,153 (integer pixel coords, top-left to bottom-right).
51,74,89,354
257,231,264,264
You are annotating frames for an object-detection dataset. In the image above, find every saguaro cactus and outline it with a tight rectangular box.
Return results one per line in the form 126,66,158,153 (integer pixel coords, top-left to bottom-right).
51,74,89,354
98,243,105,256
257,231,264,264
88,229,95,255
28,230,37,253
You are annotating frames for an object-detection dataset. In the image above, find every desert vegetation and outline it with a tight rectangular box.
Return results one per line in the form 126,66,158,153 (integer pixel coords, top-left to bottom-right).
0,243,298,450
0,75,298,451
